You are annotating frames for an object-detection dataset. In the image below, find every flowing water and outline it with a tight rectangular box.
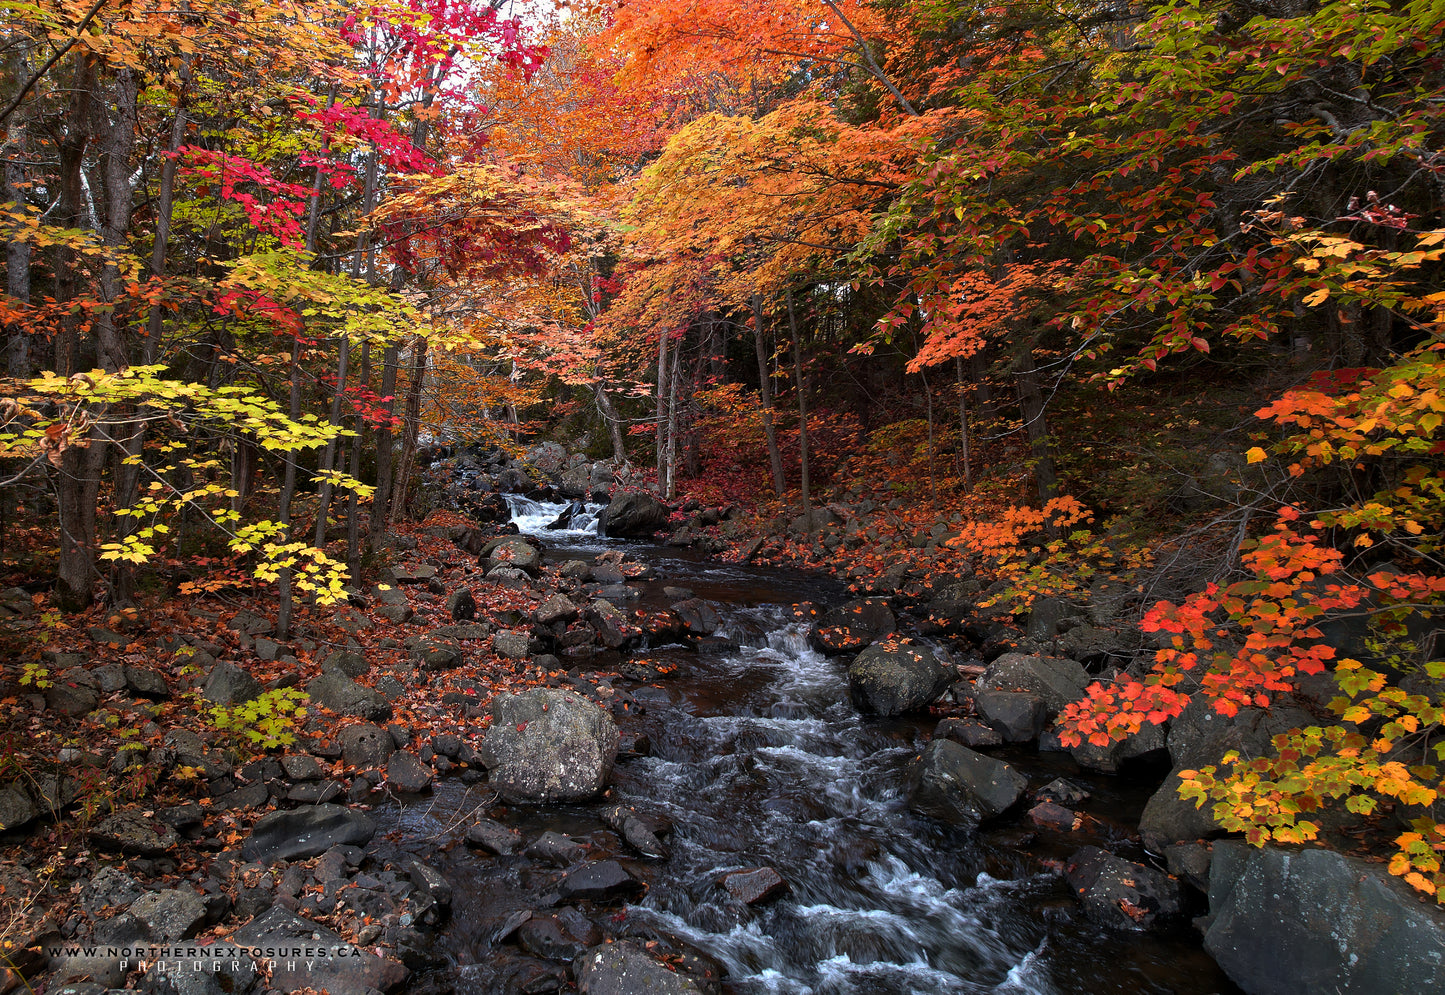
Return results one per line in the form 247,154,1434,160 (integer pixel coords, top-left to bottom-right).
384,498,1239,995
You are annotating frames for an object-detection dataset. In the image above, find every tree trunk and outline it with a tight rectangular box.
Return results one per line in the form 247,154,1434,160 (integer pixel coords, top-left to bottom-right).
1015,349,1058,506
921,366,937,512
664,345,680,499
312,335,350,546
55,438,107,611
955,355,972,491
752,293,786,497
276,336,304,639
787,290,812,535
369,342,399,552
90,66,139,603
390,337,428,522
595,379,626,460
4,123,32,378
142,61,190,365
970,349,997,457
345,342,370,577
53,57,95,378
231,437,257,514
655,327,670,487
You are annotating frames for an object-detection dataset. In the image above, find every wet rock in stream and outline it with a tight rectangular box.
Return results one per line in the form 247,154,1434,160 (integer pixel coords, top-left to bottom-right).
847,641,954,716
907,739,1028,824
574,940,715,995
479,688,620,802
555,860,645,903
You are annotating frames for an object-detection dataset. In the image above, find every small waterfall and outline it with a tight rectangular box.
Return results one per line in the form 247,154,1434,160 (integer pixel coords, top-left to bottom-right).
502,493,605,535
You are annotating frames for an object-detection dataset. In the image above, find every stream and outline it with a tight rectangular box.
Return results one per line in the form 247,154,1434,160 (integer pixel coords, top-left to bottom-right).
379,497,1240,995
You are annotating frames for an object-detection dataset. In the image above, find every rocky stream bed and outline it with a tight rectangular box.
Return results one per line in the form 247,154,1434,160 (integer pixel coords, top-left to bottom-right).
6,443,1445,995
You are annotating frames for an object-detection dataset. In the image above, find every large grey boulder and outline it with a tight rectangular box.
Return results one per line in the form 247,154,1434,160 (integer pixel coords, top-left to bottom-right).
340,721,394,768
973,690,1048,742
1203,843,1445,995
240,803,375,864
128,888,208,941
599,490,670,538
976,653,1089,714
479,689,619,802
0,784,38,831
525,441,568,477
809,598,896,655
485,536,543,575
847,642,953,716
231,905,406,994
574,941,709,994
306,672,390,721
201,661,262,705
90,811,179,855
907,739,1027,824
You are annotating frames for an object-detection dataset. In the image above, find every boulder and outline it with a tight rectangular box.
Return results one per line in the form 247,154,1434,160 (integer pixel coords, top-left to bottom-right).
231,905,406,994
81,867,144,915
465,818,523,855
46,680,100,717
546,499,588,528
560,559,592,581
485,537,543,576
574,941,708,995
201,662,262,706
386,750,433,793
1070,720,1168,774
1065,845,1185,931
671,599,722,638
535,594,581,627
525,441,568,476
388,563,436,584
409,635,465,671
306,672,390,721
493,630,532,660
516,912,596,962
486,565,532,588
907,739,1027,825
975,653,1089,715
932,716,1003,748
1203,843,1445,995
600,803,669,859
591,562,626,585
721,867,788,905
847,642,953,716
809,599,896,655
1140,701,1313,851
972,690,1049,742
478,689,619,802
556,859,644,902
128,888,207,941
89,811,179,855
447,588,477,622
123,666,171,700
599,490,670,538
240,804,375,864
526,831,588,867
321,648,370,678
0,785,38,831
340,722,394,768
